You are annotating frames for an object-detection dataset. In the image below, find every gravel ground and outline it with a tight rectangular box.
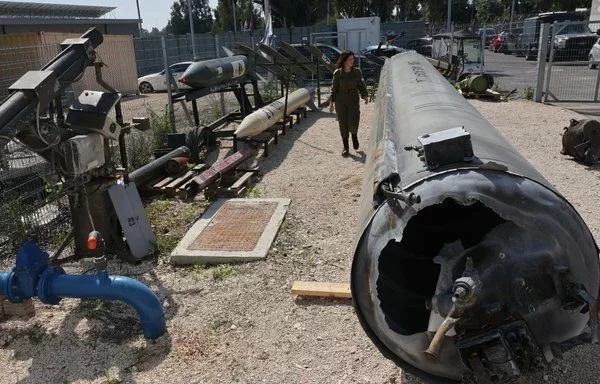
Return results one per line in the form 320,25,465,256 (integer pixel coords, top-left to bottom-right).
1,94,600,384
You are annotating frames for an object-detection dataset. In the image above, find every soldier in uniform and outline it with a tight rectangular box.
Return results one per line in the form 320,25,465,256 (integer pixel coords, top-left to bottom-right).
329,50,369,157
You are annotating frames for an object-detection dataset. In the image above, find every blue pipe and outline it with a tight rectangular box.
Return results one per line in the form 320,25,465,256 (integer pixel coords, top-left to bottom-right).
0,241,166,340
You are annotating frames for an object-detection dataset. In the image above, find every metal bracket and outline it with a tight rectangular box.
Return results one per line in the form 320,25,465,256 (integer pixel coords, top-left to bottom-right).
8,70,58,112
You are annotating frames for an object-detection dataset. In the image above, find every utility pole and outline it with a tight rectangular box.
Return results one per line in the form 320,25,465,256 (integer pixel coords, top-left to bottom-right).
188,0,197,59
510,0,516,33
232,0,237,33
327,0,330,26
447,0,452,32
135,0,142,37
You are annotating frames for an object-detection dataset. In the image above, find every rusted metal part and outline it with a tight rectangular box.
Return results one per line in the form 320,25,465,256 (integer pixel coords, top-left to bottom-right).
189,149,254,193
129,146,190,188
165,156,189,175
351,52,600,384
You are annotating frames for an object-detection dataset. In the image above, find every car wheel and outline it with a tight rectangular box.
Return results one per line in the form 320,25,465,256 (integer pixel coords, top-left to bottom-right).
589,55,597,70
139,82,154,94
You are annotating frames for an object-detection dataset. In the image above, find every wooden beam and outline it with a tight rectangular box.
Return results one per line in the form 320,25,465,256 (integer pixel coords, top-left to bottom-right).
291,281,351,299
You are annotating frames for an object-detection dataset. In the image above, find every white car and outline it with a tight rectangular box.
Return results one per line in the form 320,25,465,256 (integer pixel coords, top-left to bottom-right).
137,62,192,93
589,37,600,69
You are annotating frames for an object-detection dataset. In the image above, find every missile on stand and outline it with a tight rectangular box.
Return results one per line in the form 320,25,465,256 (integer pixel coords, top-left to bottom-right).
234,88,314,138
179,55,255,89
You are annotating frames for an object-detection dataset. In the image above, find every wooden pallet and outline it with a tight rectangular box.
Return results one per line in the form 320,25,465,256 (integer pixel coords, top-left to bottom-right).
150,164,207,198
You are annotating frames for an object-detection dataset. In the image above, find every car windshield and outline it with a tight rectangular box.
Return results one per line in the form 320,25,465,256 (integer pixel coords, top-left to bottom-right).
462,39,482,63
557,24,592,34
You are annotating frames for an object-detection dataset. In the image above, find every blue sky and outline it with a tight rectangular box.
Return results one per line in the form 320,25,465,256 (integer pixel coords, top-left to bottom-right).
4,0,220,30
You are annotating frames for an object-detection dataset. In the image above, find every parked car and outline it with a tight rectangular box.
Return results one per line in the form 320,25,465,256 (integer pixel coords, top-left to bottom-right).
360,44,406,58
403,37,433,57
588,37,600,69
137,61,192,93
477,27,497,47
489,31,520,54
521,12,597,61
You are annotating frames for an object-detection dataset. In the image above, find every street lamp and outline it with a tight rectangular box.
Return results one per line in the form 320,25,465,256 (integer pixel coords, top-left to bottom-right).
135,0,142,37
232,0,237,32
447,0,451,32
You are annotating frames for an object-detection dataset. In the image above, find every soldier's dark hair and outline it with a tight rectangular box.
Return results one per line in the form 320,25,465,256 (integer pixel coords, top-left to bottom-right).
336,50,355,69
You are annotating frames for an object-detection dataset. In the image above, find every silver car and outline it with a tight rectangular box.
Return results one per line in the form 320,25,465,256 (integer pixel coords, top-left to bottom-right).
137,62,192,93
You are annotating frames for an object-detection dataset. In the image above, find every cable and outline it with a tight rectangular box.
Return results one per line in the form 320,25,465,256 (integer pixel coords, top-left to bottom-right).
81,188,96,231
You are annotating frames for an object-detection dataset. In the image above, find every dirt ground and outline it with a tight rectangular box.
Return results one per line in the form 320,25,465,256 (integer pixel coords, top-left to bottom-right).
2,93,600,384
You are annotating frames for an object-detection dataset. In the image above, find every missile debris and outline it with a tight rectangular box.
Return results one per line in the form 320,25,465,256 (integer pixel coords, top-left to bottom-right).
234,87,314,138
351,51,600,383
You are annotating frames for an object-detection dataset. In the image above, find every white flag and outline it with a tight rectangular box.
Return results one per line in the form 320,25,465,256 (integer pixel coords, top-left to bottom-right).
260,0,273,47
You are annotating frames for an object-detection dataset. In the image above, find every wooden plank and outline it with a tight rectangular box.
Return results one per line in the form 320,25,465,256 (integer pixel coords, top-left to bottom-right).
291,281,351,299
164,171,195,197
229,171,255,191
153,176,175,190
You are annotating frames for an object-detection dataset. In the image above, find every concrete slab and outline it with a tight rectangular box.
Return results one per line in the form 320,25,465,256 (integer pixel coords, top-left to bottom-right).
170,198,291,265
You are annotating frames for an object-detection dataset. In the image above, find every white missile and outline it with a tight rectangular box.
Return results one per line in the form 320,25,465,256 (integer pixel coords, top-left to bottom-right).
234,87,314,138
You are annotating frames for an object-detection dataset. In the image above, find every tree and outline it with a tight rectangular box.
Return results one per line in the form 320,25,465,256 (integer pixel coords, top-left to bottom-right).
473,0,504,23
166,0,213,35
253,0,327,27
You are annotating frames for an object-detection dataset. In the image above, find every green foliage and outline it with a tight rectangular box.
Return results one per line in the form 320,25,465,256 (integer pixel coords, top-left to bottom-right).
145,199,208,260
265,0,330,27
474,0,505,24
245,187,261,198
100,370,121,384
126,130,153,171
213,0,262,32
0,196,33,258
211,264,245,281
167,0,213,35
523,86,534,100
148,107,175,150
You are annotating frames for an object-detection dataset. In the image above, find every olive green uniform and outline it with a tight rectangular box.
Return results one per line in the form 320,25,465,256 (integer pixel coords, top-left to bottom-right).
331,67,368,140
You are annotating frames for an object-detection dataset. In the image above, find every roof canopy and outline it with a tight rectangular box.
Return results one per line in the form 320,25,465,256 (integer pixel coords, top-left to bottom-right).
0,1,115,19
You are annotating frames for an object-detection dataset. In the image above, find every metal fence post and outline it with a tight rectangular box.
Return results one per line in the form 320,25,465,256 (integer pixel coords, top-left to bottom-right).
534,23,550,102
161,36,175,129
215,34,225,115
542,23,557,103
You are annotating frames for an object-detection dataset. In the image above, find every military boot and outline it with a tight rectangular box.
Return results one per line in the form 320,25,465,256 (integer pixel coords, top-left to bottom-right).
351,134,359,150
342,138,350,157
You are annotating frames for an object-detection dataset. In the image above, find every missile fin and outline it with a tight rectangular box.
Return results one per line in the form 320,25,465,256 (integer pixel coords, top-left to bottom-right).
222,46,235,57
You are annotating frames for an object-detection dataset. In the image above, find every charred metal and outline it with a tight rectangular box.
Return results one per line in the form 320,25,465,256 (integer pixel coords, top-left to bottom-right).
351,52,600,384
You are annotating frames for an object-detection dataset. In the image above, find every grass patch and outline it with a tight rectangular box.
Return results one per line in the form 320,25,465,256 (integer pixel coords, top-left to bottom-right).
245,187,261,198
211,264,247,281
145,199,208,260
523,86,534,100
101,370,121,384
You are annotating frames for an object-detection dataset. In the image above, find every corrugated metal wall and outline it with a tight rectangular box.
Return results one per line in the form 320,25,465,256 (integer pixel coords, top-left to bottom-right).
0,32,138,97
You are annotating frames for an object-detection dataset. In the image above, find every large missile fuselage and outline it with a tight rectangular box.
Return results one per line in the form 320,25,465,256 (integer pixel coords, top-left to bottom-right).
234,88,313,138
352,52,600,383
179,55,255,89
